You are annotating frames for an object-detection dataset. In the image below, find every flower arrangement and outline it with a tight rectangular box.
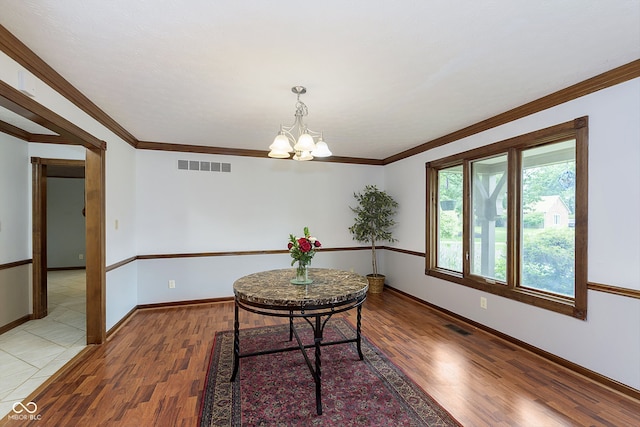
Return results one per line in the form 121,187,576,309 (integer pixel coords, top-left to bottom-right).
288,227,321,282
287,227,322,285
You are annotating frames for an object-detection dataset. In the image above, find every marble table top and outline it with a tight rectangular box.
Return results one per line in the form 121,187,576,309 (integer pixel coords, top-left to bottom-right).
233,268,368,308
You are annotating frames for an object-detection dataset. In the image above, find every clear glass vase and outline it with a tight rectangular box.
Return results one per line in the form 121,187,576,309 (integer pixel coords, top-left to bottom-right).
291,262,312,284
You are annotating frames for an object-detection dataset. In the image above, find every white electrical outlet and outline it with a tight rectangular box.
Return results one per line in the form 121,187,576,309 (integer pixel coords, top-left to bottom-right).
480,296,487,309
79,254,84,260
168,280,176,289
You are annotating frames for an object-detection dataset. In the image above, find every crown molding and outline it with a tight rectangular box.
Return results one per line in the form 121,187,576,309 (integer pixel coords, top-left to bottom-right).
137,140,384,165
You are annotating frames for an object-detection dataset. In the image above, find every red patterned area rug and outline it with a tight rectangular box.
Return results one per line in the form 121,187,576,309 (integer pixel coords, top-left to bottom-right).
199,318,461,426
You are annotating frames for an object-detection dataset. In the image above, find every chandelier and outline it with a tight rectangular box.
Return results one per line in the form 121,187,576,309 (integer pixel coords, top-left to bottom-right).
268,86,332,161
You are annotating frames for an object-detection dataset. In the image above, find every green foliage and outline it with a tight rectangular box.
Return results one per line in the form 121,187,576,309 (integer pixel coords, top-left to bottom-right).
349,185,399,244
494,254,507,281
439,211,460,239
522,228,575,296
523,212,544,228
349,185,398,275
485,228,574,295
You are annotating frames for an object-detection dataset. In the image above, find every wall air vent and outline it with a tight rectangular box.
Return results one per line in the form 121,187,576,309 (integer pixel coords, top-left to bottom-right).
177,160,231,173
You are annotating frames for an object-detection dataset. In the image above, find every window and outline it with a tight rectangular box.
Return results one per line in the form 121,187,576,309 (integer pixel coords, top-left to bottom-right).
521,140,576,297
471,154,508,282
437,165,463,272
426,118,588,319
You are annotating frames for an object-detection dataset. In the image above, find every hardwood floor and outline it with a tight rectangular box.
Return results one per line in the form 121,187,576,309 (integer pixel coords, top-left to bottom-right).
3,290,639,426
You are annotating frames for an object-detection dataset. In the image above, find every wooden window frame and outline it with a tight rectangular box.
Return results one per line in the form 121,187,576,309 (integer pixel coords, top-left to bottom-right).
426,117,588,319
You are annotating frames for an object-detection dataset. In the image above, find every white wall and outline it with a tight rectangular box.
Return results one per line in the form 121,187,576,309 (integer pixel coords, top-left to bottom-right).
0,133,29,264
383,78,640,390
105,140,137,267
104,139,138,331
0,133,30,325
136,151,382,253
106,261,137,329
135,150,382,302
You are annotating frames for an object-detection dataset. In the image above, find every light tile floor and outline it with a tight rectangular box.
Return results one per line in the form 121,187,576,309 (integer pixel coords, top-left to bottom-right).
0,270,86,418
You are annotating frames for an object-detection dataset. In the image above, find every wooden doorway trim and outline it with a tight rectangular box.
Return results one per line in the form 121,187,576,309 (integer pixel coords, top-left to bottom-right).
31,157,87,319
85,148,106,344
31,158,48,318
31,156,106,344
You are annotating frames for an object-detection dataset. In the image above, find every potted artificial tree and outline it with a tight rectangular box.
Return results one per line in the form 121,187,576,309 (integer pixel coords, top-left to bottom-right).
349,185,398,293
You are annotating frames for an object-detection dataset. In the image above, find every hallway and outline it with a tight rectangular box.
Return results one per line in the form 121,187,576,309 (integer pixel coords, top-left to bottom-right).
0,270,86,417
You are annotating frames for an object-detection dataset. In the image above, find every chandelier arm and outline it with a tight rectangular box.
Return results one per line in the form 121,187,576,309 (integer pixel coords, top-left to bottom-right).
303,128,322,138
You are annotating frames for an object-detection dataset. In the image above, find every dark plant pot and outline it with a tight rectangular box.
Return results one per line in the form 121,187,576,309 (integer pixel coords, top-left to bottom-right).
440,200,456,211
366,274,385,294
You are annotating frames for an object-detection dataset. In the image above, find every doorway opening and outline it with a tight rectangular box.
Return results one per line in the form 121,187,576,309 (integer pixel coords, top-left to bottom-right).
31,154,105,345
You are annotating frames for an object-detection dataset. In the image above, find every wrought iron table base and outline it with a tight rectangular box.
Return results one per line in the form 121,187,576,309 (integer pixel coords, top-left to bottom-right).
229,297,365,415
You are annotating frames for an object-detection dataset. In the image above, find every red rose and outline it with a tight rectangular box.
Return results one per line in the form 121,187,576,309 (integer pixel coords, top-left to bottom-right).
314,240,321,248
299,240,312,252
288,242,293,250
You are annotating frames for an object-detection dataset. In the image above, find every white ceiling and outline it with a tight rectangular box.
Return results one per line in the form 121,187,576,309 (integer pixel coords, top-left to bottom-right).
0,1,638,160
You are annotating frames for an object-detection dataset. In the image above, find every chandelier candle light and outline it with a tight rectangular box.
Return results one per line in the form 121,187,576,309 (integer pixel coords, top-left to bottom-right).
268,86,332,161
288,227,321,284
